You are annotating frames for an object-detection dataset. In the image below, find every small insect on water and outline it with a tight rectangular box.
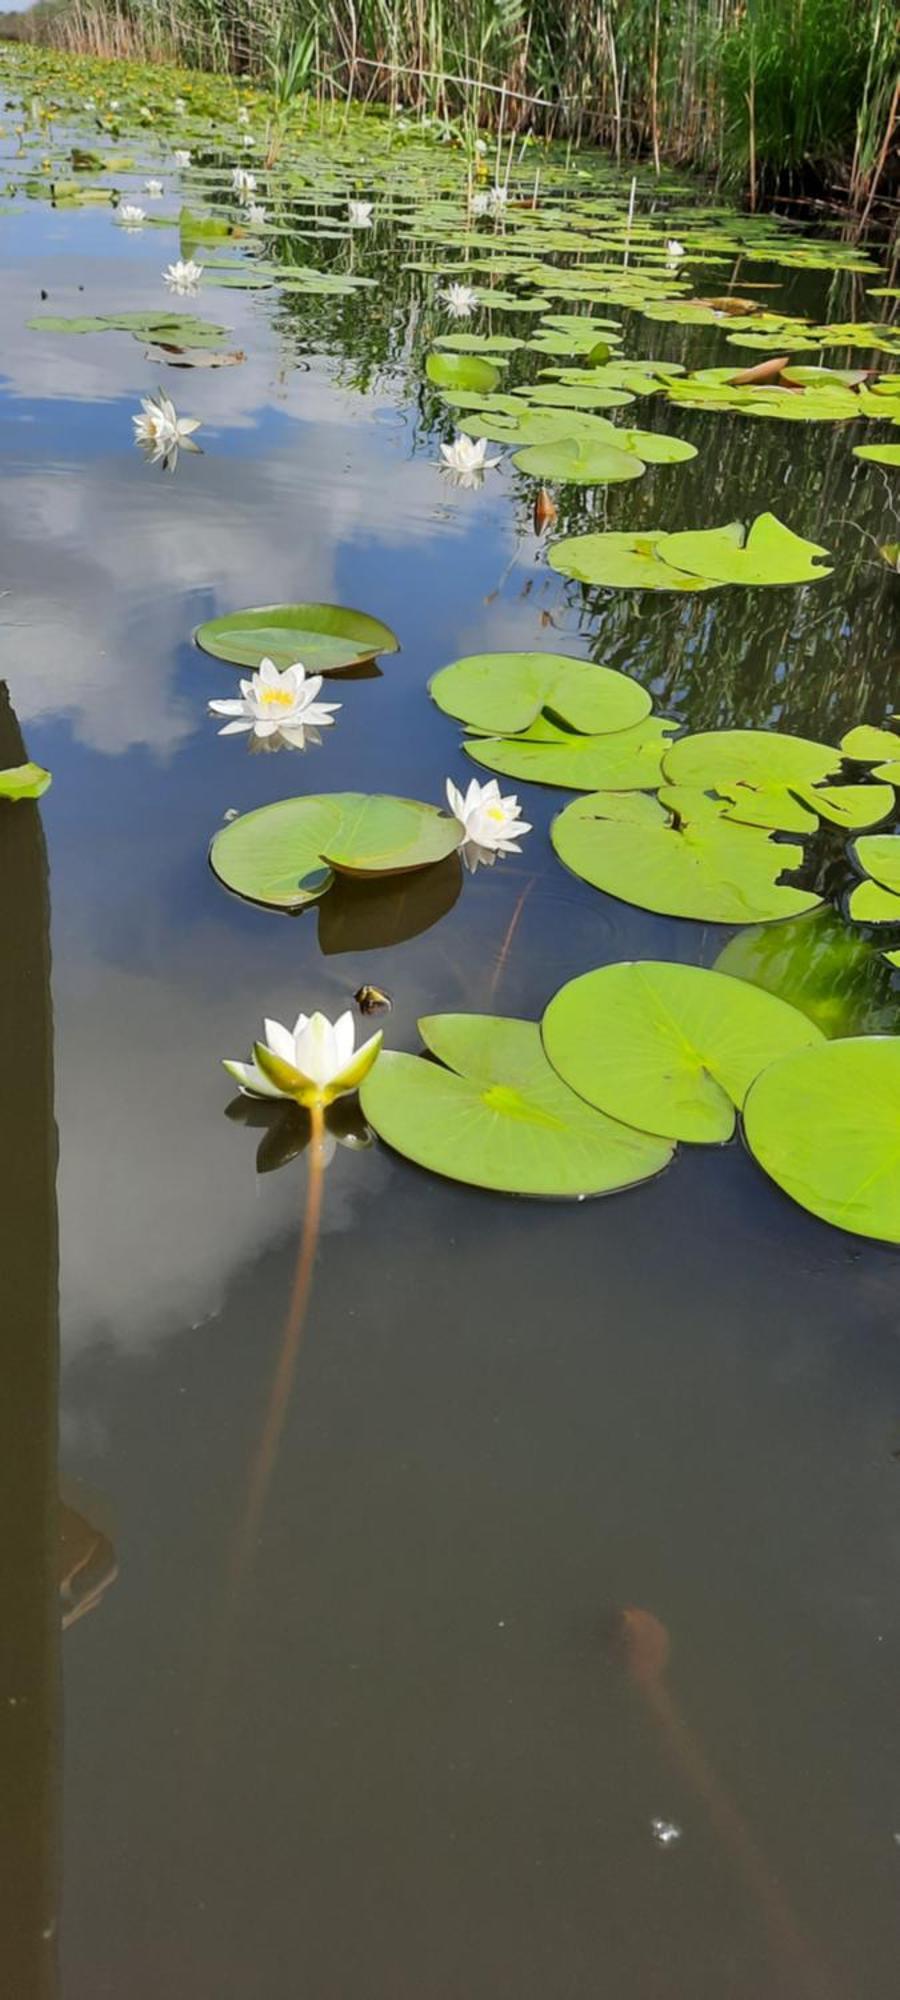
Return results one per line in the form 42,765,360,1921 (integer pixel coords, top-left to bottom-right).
354,984,392,1016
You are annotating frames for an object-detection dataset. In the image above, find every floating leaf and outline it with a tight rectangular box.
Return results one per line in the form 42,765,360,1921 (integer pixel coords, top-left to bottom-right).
0,761,51,801
466,716,677,791
430,651,650,736
210,793,459,912
551,516,831,590
542,960,823,1143
853,443,900,467
840,724,900,762
744,1038,900,1243
511,435,644,484
658,514,832,586
552,790,820,923
194,602,399,674
359,1014,673,1197
848,834,900,923
714,908,900,1038
662,728,841,790
549,529,713,591
426,351,501,393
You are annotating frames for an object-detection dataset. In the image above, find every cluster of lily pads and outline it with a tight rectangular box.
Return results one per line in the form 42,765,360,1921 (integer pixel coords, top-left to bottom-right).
4,44,900,1247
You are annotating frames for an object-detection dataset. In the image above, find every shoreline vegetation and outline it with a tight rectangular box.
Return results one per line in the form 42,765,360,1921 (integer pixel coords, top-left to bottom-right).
1,0,898,229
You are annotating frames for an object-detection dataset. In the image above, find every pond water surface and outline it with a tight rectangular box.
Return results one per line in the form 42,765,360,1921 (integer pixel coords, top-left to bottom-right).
2,56,900,2000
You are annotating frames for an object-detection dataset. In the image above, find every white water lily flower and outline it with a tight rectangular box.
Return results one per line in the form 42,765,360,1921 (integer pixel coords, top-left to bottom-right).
666,237,686,263
132,390,201,468
470,189,491,219
488,183,509,213
118,204,145,228
247,203,267,227
446,776,532,871
439,281,478,319
439,433,501,488
231,165,256,198
348,199,373,228
173,148,191,168
144,178,163,198
208,657,341,750
163,257,203,294
225,1008,383,1109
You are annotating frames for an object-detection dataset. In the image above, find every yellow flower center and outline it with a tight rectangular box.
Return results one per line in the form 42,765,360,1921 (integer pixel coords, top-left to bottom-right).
259,684,296,709
486,805,506,822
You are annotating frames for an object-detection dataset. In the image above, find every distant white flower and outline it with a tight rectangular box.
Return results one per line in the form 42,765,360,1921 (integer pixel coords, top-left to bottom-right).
163,257,203,294
139,105,152,119
132,390,201,468
118,204,145,229
173,149,191,168
108,99,119,112
242,132,255,149
445,776,531,871
470,189,491,218
174,97,186,115
474,137,488,155
224,1007,382,1110
237,105,250,126
231,165,256,198
247,203,267,227
348,199,373,228
439,433,501,488
488,183,509,214
143,178,163,198
208,657,341,750
666,237,686,264
439,281,478,318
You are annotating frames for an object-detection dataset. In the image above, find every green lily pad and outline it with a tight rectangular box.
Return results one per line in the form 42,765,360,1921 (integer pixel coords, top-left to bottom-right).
358,1014,674,1197
514,381,635,410
429,651,650,736
552,791,821,923
549,529,716,590
840,725,900,762
0,762,51,801
848,835,900,923
542,960,823,1143
465,716,677,791
658,514,832,585
511,435,645,484
426,351,501,393
210,793,459,911
662,728,842,790
194,602,400,674
550,516,832,590
714,908,900,1039
853,443,900,466
743,1038,900,1242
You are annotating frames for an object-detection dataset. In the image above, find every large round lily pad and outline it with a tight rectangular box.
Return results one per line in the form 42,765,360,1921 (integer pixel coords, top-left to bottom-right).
552,791,821,923
542,960,823,1144
194,602,400,674
465,717,677,791
743,1037,900,1242
359,1014,673,1197
662,728,842,790
210,793,460,911
430,651,650,736
511,436,645,484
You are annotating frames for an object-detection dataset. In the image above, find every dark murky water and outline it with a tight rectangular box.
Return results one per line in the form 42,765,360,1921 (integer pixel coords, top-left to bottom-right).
2,80,900,2000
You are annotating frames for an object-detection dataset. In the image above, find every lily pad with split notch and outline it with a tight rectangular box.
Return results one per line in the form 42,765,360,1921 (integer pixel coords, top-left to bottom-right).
194,602,400,674
542,960,823,1143
359,1014,674,1197
430,651,651,737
